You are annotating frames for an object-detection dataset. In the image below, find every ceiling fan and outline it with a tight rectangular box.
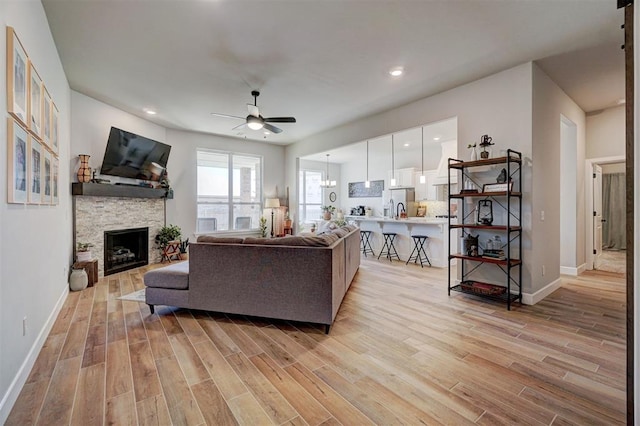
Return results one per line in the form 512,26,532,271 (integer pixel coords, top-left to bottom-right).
211,90,296,134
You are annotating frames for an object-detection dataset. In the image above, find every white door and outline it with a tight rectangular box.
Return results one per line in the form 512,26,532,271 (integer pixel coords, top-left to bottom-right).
593,164,603,269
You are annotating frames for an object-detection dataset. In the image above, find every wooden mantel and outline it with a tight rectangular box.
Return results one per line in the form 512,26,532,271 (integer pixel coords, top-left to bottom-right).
71,182,172,199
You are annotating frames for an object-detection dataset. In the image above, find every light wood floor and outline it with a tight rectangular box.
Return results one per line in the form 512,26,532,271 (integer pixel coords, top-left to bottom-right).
7,259,626,425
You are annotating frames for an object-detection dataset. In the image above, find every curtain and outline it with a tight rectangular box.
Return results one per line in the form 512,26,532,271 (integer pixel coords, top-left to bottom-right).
602,173,626,250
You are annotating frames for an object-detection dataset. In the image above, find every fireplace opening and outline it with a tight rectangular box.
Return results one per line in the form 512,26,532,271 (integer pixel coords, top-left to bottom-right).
104,227,149,275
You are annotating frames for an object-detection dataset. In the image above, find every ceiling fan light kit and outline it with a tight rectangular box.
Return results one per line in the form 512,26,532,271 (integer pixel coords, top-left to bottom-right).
211,90,296,135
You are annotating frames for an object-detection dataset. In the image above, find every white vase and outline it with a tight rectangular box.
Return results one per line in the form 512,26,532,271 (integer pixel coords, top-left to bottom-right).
471,147,478,161
69,268,88,291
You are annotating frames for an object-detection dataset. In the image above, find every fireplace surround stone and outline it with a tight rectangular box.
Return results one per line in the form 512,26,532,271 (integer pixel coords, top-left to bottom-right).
75,196,164,276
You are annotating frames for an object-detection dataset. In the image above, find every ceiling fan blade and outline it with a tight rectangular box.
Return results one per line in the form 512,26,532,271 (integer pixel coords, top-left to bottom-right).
263,122,283,134
247,104,260,117
264,117,296,123
211,112,245,120
232,122,248,131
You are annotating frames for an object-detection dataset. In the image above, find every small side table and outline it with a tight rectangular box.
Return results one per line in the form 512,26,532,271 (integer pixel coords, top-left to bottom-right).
72,259,99,287
161,241,182,263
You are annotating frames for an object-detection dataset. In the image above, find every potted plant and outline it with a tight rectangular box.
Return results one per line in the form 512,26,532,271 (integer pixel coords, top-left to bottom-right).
259,216,267,237
321,205,335,220
179,238,189,259
76,242,94,262
155,224,182,249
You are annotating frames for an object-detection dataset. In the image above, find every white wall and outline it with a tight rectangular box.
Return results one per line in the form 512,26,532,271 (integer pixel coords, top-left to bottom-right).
586,105,625,159
164,129,286,239
560,116,578,271
0,3,72,421
70,92,286,241
287,63,535,292
70,91,166,182
532,64,586,286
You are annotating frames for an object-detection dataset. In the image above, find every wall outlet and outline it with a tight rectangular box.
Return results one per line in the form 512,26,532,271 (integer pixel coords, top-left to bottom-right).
542,265,546,276
540,210,545,221
23,317,27,336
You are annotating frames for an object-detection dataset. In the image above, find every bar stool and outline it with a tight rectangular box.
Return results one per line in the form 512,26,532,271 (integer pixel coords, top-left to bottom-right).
378,232,400,262
360,230,375,257
406,235,431,267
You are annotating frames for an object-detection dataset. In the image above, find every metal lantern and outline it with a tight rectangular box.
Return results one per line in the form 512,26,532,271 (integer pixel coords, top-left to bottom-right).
477,200,493,225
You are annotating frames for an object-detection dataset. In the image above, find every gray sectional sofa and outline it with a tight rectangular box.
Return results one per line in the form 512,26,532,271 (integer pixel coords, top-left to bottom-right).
144,225,360,332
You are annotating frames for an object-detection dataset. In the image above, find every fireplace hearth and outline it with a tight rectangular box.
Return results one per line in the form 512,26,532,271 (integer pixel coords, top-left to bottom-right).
104,227,149,275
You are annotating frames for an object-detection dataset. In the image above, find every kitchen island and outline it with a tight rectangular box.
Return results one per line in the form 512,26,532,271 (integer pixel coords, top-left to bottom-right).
345,216,457,267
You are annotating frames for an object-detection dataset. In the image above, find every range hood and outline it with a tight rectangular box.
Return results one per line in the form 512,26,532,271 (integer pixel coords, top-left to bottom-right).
433,140,457,185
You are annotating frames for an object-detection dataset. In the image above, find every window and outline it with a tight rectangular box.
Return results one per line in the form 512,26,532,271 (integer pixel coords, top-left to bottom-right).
197,150,262,232
298,169,323,223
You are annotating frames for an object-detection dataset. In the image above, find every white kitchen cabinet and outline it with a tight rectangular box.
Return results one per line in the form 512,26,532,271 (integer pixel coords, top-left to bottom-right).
388,167,416,187
414,170,438,200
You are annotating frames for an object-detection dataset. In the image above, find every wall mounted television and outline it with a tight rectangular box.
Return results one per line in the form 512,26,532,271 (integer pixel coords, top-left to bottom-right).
99,127,171,182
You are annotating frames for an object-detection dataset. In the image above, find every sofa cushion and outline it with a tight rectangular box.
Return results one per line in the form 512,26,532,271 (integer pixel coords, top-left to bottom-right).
197,236,245,244
330,228,349,238
243,234,339,247
342,224,357,232
144,261,189,290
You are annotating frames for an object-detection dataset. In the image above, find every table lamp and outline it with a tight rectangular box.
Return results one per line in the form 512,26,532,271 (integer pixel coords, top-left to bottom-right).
265,198,280,237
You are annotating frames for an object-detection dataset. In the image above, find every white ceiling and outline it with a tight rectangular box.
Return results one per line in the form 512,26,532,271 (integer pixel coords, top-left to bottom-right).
42,0,624,145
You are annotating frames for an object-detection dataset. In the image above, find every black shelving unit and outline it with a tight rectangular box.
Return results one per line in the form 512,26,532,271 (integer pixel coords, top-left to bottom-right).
447,149,523,310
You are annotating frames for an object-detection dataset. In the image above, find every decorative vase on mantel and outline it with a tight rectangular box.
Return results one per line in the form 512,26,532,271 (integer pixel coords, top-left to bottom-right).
77,154,91,183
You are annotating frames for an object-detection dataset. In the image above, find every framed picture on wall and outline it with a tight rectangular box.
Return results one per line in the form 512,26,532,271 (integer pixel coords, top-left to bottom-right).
28,62,43,139
7,117,29,204
43,148,52,204
51,102,59,154
6,27,29,127
42,87,52,148
28,137,43,204
52,156,59,205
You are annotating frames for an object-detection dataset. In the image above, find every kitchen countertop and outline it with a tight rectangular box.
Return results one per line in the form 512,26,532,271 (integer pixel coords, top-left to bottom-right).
344,215,449,224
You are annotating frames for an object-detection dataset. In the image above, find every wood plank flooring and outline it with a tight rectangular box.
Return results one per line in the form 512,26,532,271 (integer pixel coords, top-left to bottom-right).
7,259,626,425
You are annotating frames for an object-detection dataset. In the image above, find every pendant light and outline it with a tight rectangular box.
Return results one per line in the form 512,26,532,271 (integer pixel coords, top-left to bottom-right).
321,154,336,188
419,126,426,184
365,140,370,188
390,134,397,187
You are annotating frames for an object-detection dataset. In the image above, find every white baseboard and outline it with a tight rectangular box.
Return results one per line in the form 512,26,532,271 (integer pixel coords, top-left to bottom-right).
0,284,69,424
521,277,562,305
560,263,587,276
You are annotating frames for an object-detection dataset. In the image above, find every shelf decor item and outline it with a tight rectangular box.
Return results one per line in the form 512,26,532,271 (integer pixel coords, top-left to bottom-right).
477,200,493,225
478,134,494,159
468,143,478,161
69,267,89,291
77,154,91,183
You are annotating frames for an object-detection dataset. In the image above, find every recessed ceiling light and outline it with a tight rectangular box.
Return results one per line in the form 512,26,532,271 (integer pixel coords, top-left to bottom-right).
389,67,404,77
403,143,410,147
143,108,157,115
264,131,270,135
433,136,441,141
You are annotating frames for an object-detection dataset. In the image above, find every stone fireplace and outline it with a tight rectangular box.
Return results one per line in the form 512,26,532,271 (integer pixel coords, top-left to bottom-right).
74,190,165,276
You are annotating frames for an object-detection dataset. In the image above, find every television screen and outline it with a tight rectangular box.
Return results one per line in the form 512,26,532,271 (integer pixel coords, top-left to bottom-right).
100,127,171,181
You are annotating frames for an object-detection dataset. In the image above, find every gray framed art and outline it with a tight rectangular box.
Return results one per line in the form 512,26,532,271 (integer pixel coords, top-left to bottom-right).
348,180,384,198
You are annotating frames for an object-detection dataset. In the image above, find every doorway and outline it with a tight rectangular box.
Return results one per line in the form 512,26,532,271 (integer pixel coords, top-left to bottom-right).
598,161,626,273
585,156,626,273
